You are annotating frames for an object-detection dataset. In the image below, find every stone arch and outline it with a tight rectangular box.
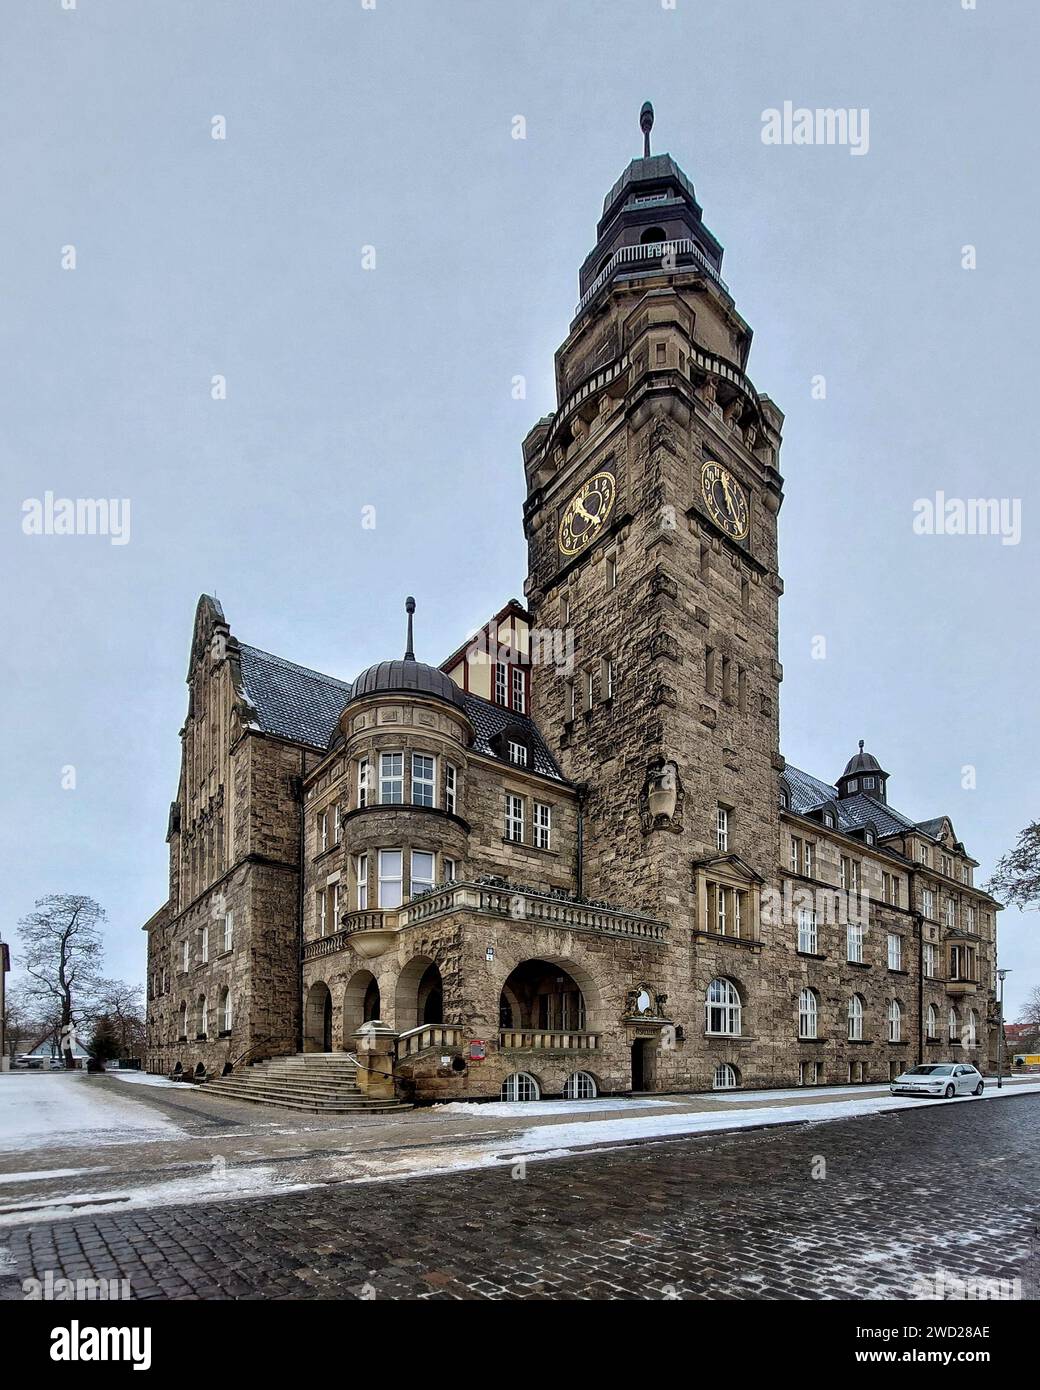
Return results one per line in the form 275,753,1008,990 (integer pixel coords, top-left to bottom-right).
304,980,333,1052
499,959,589,1033
395,956,444,1033
343,969,381,1046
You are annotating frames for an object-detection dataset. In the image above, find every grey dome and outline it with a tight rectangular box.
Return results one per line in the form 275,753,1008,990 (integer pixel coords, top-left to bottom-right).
346,658,465,709
841,741,885,778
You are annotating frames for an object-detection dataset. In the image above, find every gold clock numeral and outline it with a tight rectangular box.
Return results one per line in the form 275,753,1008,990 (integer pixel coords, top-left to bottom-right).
558,470,617,557
700,460,749,541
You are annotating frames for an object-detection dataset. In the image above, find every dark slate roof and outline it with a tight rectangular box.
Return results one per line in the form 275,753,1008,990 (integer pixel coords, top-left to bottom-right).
347,658,465,710
841,745,885,777
916,816,947,838
461,693,565,782
238,644,351,749
784,763,931,841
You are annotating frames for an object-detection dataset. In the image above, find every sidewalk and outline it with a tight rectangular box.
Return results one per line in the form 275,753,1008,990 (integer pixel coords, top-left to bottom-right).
0,1071,1037,1228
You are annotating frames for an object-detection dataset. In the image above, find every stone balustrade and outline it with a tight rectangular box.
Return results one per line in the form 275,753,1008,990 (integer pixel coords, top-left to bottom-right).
397,1023,466,1058
498,1029,600,1052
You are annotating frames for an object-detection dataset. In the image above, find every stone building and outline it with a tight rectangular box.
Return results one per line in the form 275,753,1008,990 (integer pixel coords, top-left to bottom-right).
144,110,1000,1102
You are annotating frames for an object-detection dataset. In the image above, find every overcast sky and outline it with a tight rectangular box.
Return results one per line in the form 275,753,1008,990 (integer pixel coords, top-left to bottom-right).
1,0,1036,1018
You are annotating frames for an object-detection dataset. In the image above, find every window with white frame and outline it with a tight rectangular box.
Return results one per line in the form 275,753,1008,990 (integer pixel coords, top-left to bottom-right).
863,776,875,790
790,836,800,873
848,778,859,793
584,669,594,711
501,1072,539,1102
358,756,370,808
495,662,508,706
181,938,190,973
331,881,340,926
378,849,403,909
410,851,435,898
317,890,327,937
887,933,902,971
379,752,404,804
534,802,552,850
511,666,526,713
444,762,457,815
356,854,368,910
923,942,938,978
798,988,818,1039
442,857,457,883
507,740,528,766
847,994,864,1040
606,553,618,590
926,1004,939,1038
847,920,864,963
799,1061,820,1086
797,907,818,954
601,656,614,700
948,1007,958,1041
197,996,208,1037
712,1062,739,1090
563,1071,598,1099
961,865,969,885
219,987,232,1033
411,753,436,807
918,843,929,865
922,888,935,918
505,794,524,843
199,925,209,964
222,911,233,953
966,904,975,931
803,841,813,877
567,679,577,722
716,805,729,852
966,1010,977,1046
705,978,741,1036
887,999,902,1043
319,810,328,852
944,899,956,928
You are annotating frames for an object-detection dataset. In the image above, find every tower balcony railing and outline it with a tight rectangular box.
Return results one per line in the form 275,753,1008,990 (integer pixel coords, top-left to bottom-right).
575,237,728,317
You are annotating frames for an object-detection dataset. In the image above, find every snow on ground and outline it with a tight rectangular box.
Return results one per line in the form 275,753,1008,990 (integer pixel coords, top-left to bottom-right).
0,1166,112,1185
0,1074,185,1155
435,1097,680,1118
106,1072,183,1089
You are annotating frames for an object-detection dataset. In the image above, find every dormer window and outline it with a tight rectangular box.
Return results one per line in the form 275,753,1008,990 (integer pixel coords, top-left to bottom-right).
847,778,859,793
824,812,835,828
507,740,528,767
863,776,875,790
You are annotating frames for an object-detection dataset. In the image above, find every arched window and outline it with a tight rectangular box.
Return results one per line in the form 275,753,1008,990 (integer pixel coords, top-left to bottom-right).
639,226,667,245
501,1072,540,1102
713,1062,738,1090
926,1004,938,1039
887,999,902,1043
705,978,742,1036
562,1071,598,1100
948,1007,958,1042
966,1010,977,1046
847,994,864,1041
218,987,232,1034
798,988,818,1039
196,995,208,1038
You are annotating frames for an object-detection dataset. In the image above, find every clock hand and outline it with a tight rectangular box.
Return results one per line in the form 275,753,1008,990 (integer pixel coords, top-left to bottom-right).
573,497,600,525
720,474,736,516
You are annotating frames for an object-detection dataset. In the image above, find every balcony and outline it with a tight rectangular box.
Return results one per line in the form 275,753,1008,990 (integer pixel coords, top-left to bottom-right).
575,238,729,317
946,978,979,998
303,910,398,962
400,881,669,943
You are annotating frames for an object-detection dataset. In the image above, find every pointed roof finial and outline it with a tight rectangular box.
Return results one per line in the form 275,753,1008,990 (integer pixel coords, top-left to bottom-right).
639,101,654,158
859,739,865,752
404,596,416,661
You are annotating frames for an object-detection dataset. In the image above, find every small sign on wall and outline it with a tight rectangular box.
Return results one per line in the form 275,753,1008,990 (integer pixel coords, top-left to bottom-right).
468,1039,487,1061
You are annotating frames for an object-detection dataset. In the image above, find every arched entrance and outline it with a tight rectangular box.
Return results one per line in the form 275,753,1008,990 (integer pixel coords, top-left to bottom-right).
343,969,381,1047
396,957,443,1033
499,960,587,1032
304,980,333,1052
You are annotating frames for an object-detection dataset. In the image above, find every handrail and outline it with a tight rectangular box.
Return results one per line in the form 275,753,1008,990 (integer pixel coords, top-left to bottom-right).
575,237,728,317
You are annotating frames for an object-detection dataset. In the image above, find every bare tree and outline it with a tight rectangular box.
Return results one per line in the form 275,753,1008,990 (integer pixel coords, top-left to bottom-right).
18,895,107,1068
87,980,146,1060
1019,985,1040,1031
2,984,42,1064
986,822,1040,911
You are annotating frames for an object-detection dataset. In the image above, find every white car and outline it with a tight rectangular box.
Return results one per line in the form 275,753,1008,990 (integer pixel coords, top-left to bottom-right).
890,1063,984,1098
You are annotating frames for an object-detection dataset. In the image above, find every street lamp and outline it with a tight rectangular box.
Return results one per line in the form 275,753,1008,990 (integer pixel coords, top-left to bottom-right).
996,968,1011,1090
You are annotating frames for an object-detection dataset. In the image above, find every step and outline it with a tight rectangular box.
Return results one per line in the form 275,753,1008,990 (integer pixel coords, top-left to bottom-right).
201,1082,411,1114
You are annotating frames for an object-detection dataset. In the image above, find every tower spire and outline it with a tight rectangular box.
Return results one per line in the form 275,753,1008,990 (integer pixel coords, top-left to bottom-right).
639,101,654,158
404,596,416,661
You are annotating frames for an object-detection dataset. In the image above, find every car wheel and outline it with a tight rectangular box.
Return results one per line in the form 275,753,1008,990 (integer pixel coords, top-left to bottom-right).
944,1083,955,1098
974,1082,984,1096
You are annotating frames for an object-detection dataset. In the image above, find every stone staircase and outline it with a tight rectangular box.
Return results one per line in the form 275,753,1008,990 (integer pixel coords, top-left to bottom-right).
201,1053,412,1114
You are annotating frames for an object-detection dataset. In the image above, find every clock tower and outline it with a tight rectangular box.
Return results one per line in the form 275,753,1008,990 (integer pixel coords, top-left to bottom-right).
522,105,786,941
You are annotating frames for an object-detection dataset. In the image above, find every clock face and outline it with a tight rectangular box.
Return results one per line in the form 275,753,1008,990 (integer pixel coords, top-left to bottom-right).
701,460,750,541
558,470,617,557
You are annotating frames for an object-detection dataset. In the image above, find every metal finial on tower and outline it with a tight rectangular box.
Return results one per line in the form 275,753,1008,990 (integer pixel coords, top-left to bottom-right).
859,739,865,752
640,101,654,158
404,596,416,661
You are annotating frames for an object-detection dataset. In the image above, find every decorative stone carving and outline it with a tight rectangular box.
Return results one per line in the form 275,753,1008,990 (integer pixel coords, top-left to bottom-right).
640,758,684,834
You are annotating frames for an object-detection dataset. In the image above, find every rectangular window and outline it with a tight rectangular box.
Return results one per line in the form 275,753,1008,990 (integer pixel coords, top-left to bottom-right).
716,884,727,936
507,740,528,766
560,593,570,626
332,882,340,927
716,806,729,853
583,670,594,712
358,756,370,809
803,841,813,877
505,794,524,843
961,865,969,885
317,890,327,937
333,804,342,844
847,921,864,963
511,666,526,713
606,553,618,590
199,926,209,964
411,752,436,806
442,856,457,883
319,810,328,852
380,752,404,804
944,899,956,928
918,843,929,865
444,762,457,815
567,680,577,723
887,933,902,971
790,836,800,873
923,942,937,978
181,938,190,972
357,854,368,911
495,662,508,706
601,656,614,700
534,802,552,850
410,850,435,898
966,904,975,931
222,911,233,953
797,908,817,955
922,888,935,918
882,871,890,903
378,849,403,910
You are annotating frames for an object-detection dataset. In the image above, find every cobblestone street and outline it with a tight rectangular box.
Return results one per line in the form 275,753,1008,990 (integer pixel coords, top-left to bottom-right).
3,1092,1037,1301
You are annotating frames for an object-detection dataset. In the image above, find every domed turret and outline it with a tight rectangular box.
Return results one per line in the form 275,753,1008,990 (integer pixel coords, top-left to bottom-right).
344,597,465,711
837,740,889,802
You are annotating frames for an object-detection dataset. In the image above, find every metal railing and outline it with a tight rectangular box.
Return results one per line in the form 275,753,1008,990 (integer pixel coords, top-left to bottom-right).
575,238,728,317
